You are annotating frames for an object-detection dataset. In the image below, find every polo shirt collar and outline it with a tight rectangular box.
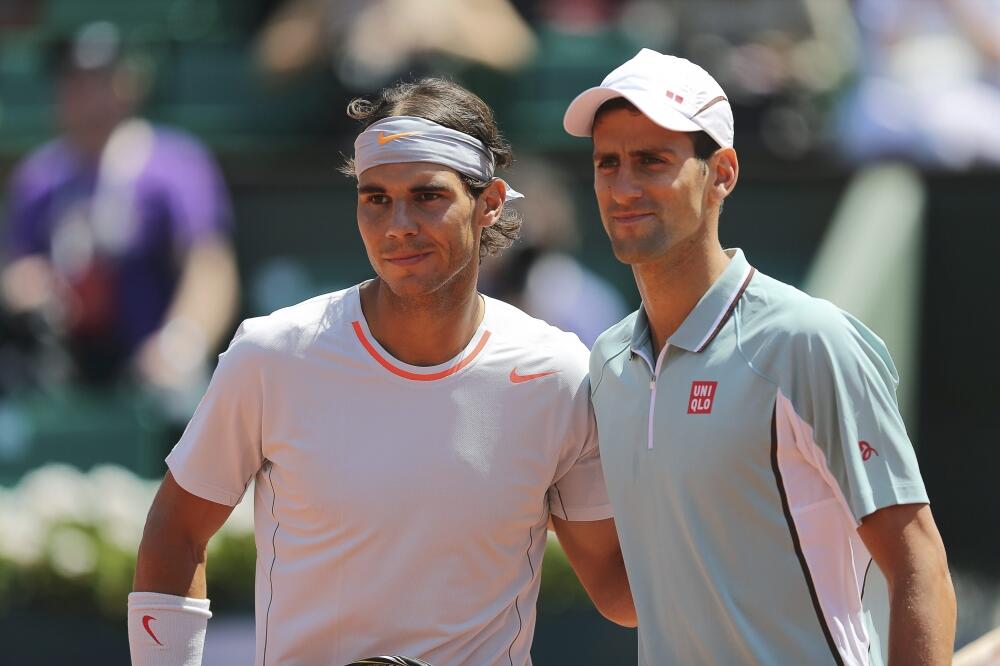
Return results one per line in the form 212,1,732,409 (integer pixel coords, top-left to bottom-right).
630,248,756,357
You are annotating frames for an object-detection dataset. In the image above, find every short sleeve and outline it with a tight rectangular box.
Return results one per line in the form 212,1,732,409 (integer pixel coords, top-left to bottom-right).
165,321,264,505
153,132,233,249
783,306,928,521
548,377,613,522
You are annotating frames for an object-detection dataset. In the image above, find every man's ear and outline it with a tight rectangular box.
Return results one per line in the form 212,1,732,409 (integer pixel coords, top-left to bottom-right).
710,147,739,204
477,179,506,228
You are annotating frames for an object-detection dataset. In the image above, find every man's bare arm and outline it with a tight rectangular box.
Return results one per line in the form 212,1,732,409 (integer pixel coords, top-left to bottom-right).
858,503,956,665
133,470,235,597
135,238,239,390
551,516,636,627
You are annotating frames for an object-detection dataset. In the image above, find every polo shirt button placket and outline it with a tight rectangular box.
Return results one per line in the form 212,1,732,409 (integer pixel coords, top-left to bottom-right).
647,343,670,450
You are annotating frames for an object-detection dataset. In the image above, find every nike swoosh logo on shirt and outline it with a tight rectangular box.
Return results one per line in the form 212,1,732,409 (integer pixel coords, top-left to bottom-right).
509,368,558,384
377,131,418,144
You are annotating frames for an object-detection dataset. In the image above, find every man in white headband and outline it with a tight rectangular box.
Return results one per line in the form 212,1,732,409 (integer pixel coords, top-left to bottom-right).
128,77,634,666
566,49,955,664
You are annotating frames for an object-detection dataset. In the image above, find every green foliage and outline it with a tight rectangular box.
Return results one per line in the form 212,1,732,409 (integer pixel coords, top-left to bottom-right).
538,537,591,616
205,531,257,613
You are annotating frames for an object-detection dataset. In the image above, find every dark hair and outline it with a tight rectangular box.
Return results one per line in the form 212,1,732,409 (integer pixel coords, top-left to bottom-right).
340,78,521,260
593,97,720,161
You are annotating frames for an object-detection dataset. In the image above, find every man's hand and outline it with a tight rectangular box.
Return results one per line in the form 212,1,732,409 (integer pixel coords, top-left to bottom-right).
1,255,62,316
858,503,955,665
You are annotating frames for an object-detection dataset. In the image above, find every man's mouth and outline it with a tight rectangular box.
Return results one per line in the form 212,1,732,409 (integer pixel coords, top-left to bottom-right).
384,251,432,266
611,211,653,223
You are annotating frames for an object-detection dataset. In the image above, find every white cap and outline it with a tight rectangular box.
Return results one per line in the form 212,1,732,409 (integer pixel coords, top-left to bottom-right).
563,48,733,148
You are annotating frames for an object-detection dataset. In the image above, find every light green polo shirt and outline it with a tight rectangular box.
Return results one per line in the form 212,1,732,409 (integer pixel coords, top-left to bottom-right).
590,249,928,666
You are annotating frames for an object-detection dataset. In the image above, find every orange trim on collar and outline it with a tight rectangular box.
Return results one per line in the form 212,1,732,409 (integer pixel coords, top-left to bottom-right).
352,320,491,381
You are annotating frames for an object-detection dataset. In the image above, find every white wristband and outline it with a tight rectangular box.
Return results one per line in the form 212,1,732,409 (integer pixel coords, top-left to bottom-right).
128,592,212,666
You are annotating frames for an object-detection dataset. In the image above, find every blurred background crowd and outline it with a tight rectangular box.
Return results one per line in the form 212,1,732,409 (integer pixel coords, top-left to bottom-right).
0,0,998,663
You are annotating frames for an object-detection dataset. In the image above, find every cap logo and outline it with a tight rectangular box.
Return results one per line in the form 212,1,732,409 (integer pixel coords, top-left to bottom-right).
665,90,685,104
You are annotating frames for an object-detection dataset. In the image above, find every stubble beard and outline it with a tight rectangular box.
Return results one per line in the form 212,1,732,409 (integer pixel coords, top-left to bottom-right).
606,221,673,267
376,233,480,314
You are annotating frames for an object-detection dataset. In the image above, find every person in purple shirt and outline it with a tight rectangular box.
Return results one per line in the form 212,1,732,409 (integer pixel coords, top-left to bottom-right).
1,22,239,391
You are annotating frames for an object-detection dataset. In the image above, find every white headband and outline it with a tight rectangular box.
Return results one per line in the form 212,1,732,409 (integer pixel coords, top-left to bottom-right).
353,116,524,200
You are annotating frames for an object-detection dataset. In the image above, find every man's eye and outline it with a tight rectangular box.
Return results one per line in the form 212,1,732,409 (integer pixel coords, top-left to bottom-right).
596,158,618,168
640,155,664,165
416,192,441,202
365,194,389,204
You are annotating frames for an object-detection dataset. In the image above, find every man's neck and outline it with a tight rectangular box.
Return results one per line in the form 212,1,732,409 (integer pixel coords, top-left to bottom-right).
634,243,731,357
359,277,485,367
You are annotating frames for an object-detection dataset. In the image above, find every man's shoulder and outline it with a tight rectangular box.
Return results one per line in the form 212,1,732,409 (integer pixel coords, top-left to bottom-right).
740,271,896,385
137,122,224,187
10,139,75,193
591,310,640,362
487,296,586,345
229,288,354,357
484,296,590,373
742,272,853,346
148,123,217,163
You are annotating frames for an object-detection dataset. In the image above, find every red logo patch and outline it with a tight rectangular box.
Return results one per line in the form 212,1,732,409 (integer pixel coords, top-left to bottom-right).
142,615,163,646
688,381,717,414
858,440,879,461
666,90,685,104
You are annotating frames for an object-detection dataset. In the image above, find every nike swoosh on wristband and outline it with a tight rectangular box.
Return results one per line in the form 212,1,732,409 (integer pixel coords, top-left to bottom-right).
509,368,558,384
377,131,418,144
142,615,163,646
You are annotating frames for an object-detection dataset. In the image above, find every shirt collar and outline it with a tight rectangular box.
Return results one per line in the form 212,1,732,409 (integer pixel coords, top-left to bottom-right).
630,248,755,356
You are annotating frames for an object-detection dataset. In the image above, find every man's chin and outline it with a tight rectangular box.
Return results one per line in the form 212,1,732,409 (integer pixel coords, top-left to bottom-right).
381,278,429,297
376,272,444,300
374,253,477,304
611,242,658,266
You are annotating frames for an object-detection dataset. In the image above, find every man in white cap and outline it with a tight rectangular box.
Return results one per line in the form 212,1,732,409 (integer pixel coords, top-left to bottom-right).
564,49,955,665
127,78,634,666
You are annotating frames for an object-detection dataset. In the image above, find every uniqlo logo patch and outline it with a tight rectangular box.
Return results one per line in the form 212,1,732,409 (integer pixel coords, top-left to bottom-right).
688,381,718,414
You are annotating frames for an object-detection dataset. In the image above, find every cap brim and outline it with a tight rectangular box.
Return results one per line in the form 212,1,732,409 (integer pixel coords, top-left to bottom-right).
563,86,702,138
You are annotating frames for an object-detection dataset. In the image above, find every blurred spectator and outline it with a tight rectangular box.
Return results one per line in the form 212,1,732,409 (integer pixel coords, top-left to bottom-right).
480,158,628,347
535,0,626,33
256,0,536,85
0,22,239,398
837,0,1000,168
0,0,39,28
524,0,857,160
664,0,857,160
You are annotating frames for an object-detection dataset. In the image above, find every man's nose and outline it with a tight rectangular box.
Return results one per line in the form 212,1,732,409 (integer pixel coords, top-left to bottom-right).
608,168,642,204
385,202,419,238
